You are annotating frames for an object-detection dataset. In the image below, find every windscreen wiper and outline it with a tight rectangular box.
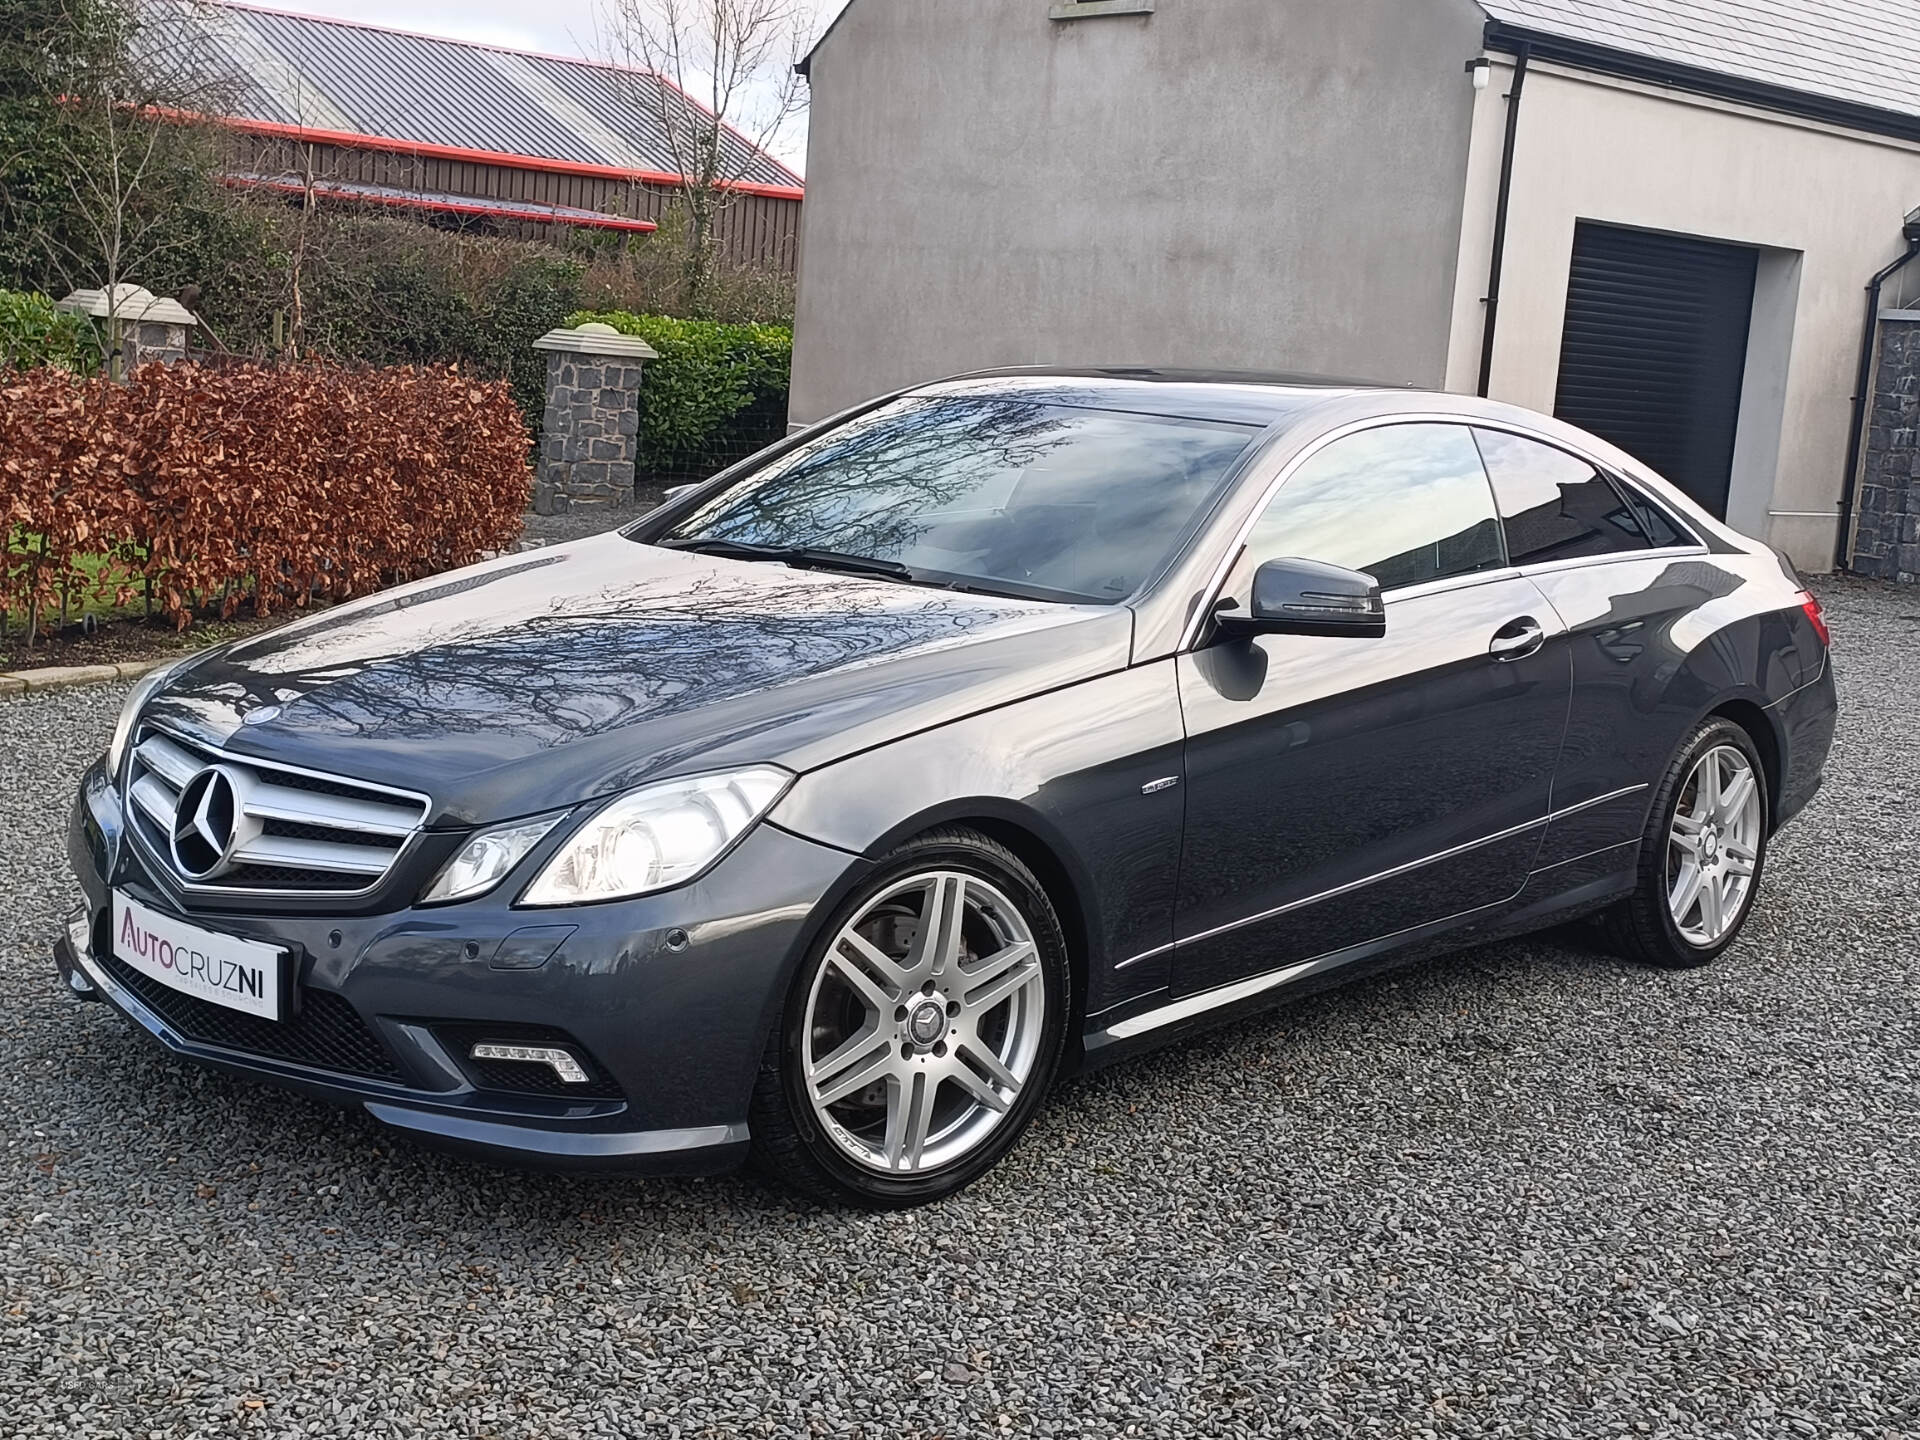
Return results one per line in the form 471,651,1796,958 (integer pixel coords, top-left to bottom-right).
660,537,916,581
660,537,1059,601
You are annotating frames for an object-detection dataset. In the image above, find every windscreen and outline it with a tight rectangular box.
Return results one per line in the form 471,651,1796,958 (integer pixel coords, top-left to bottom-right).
655,394,1260,603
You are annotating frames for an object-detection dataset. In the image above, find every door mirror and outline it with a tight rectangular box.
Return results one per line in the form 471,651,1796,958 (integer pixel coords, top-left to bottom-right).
1217,556,1387,639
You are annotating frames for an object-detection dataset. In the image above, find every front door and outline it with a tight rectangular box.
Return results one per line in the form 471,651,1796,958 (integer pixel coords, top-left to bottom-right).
1172,423,1572,997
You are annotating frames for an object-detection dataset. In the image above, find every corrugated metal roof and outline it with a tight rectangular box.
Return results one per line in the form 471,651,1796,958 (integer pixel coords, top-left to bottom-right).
158,0,803,194
1480,0,1920,124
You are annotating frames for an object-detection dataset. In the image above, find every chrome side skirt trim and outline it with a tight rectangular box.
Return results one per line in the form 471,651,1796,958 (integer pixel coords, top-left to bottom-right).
1100,883,1519,1043
1172,784,1646,952
1098,850,1635,1049
1103,960,1320,1040
1531,838,1638,874
1174,814,1543,950
1107,783,1651,1009
1547,782,1649,819
1114,942,1173,972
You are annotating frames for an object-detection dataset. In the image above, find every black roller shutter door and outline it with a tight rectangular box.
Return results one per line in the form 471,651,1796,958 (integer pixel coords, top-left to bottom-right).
1553,223,1757,519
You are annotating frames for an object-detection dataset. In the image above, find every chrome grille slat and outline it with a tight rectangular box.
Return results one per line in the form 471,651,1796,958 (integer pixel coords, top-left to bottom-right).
240,780,421,837
137,734,201,789
129,772,178,830
230,832,394,876
124,727,430,899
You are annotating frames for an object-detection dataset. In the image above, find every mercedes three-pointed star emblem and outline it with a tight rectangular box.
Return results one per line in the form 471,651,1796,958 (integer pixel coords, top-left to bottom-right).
170,766,242,879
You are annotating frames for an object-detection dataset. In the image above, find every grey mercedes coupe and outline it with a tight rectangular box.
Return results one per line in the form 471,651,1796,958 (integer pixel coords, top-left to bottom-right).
58,371,1836,1206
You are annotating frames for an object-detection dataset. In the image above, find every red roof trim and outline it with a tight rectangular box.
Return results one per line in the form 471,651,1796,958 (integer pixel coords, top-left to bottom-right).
226,174,661,233
215,114,806,201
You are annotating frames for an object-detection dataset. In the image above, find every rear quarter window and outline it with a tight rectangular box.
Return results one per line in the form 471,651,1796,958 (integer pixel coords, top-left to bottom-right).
1474,429,1652,565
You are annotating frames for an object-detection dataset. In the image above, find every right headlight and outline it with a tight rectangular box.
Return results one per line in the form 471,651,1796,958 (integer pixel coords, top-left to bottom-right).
518,765,793,907
421,815,563,905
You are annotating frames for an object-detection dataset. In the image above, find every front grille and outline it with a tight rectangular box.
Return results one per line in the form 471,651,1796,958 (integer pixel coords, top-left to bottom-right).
96,946,405,1082
433,1021,625,1101
124,726,428,897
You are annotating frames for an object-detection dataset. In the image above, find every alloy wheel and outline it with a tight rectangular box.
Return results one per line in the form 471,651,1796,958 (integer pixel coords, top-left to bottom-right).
1667,744,1763,948
801,870,1047,1175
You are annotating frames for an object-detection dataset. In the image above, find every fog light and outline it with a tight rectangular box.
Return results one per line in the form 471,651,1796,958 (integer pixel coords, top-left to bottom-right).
469,1042,589,1085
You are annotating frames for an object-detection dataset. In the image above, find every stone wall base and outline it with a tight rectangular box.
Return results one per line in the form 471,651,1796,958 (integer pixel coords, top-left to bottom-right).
1854,316,1920,582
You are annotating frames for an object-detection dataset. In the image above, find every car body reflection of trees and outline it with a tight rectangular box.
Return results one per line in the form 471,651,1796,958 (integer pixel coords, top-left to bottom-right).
151,536,1130,820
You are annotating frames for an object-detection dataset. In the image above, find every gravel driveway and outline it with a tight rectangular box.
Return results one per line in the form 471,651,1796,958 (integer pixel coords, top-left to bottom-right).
3,580,1914,1439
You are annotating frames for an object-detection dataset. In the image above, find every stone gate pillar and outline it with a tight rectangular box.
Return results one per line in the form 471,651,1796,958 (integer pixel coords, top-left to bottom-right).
531,322,659,515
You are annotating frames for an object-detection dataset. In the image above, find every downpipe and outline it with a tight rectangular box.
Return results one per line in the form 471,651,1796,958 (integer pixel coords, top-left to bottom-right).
1477,43,1530,398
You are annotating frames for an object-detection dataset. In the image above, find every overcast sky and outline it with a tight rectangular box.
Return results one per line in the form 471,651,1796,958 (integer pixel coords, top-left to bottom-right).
252,0,848,169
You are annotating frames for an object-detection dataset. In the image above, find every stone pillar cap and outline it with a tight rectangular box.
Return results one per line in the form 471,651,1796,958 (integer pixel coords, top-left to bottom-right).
533,324,660,359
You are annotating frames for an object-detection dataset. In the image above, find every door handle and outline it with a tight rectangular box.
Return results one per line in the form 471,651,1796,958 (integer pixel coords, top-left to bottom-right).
1490,617,1546,662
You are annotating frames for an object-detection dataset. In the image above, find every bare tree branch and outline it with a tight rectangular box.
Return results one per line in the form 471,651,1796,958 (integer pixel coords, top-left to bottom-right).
597,0,809,315
39,0,239,371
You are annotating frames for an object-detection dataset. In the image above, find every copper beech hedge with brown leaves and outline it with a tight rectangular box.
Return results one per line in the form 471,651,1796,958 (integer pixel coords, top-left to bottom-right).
0,362,531,638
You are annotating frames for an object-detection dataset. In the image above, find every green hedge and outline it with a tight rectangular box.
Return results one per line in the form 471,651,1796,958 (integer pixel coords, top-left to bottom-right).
566,310,792,477
0,289,100,372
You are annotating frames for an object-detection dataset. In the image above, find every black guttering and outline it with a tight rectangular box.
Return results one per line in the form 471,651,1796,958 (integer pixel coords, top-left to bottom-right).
796,2,855,76
1476,44,1529,399
1482,21,1920,149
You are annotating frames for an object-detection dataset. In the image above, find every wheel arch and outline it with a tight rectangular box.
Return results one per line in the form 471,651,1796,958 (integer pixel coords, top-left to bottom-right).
951,813,1092,1060
1631,605,1797,834
851,799,1097,1028
1707,696,1784,828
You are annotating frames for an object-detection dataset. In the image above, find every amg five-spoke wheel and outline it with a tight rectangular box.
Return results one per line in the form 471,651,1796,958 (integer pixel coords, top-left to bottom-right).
1667,744,1763,948
1609,717,1771,969
804,872,1044,1172
752,829,1069,1207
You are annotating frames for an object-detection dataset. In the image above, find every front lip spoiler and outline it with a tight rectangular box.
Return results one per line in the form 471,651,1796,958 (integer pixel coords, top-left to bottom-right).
52,918,750,1175
362,1103,745,1160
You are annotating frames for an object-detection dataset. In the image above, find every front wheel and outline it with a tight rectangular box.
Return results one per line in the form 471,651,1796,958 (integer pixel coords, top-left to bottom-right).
749,828,1071,1208
1606,717,1770,969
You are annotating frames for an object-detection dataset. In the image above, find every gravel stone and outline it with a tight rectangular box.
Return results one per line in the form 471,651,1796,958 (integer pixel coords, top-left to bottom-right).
518,493,663,551
2,578,1915,1437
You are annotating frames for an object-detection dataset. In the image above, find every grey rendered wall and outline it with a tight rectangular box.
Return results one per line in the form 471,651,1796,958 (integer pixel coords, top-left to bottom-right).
789,0,1488,424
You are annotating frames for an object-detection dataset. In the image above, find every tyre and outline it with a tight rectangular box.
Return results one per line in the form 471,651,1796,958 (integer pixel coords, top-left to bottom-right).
749,827,1071,1208
1605,717,1770,969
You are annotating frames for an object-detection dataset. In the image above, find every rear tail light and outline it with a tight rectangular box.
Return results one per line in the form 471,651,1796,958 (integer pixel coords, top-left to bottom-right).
1796,590,1830,649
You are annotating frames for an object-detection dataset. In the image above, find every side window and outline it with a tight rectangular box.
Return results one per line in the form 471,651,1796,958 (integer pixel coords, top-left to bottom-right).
1619,486,1694,548
1474,429,1652,564
1246,423,1505,591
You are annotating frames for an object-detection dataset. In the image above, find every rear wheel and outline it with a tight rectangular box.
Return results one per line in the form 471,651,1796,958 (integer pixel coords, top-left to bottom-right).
1606,717,1769,968
749,828,1070,1208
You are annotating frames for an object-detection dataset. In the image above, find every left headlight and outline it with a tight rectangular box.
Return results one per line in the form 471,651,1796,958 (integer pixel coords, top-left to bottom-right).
519,765,793,907
106,659,185,778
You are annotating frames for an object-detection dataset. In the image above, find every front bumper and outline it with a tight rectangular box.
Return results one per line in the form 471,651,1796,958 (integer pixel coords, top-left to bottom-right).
59,759,866,1174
